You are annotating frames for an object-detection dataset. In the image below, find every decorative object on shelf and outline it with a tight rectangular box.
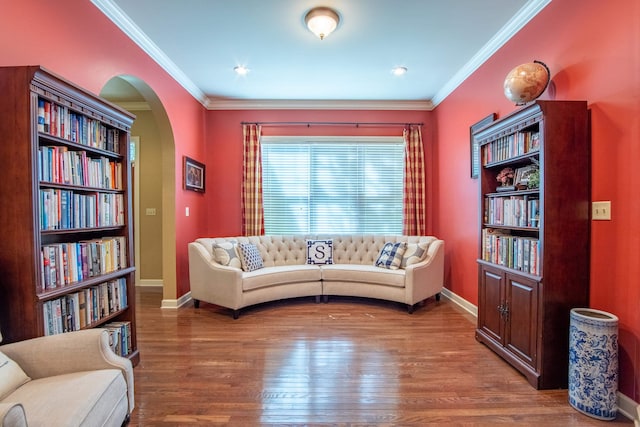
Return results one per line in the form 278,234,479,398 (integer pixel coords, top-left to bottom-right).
305,7,340,40
526,167,540,189
514,164,539,189
183,156,206,193
495,167,515,191
503,60,551,105
568,308,619,421
470,113,496,179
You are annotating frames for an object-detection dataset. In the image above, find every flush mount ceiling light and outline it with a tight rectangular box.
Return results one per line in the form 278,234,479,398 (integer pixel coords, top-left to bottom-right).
305,7,340,40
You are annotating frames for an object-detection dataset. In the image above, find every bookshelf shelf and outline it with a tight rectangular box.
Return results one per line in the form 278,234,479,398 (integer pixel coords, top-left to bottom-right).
0,66,138,365
38,133,124,160
36,267,137,300
473,100,590,390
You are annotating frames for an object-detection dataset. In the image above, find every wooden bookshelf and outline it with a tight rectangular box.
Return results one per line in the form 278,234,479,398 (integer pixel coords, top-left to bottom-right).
0,66,138,365
473,100,590,389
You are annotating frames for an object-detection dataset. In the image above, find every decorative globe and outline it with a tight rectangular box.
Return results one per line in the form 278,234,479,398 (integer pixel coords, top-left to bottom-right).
503,61,550,105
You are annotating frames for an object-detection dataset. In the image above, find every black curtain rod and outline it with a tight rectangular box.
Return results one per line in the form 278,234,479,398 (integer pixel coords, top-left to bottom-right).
241,121,423,127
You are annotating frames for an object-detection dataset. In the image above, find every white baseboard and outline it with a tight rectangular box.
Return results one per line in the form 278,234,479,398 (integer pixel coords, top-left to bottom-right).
440,287,638,423
137,279,163,287
617,392,639,424
161,291,192,309
440,287,478,317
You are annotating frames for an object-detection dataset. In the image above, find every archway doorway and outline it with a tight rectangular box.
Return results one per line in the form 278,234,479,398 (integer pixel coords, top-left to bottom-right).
100,75,177,306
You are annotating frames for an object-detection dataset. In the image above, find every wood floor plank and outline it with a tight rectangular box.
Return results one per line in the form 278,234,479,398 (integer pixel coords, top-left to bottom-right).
129,287,632,426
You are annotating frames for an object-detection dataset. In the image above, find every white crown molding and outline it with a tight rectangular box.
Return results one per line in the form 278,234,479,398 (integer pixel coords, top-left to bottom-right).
431,0,552,106
90,0,208,106
93,0,548,111
205,99,433,111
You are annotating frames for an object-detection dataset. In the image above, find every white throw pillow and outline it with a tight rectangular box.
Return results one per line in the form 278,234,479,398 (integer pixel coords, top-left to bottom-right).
374,242,407,270
0,350,31,400
236,242,264,272
306,239,333,265
212,241,242,269
401,241,430,268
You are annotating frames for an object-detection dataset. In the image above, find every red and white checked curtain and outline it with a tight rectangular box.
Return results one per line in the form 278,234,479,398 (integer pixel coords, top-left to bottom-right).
241,124,264,236
403,125,426,235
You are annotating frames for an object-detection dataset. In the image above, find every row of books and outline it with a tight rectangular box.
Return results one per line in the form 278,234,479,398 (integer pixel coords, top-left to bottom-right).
104,321,133,357
38,145,122,190
484,196,540,228
40,237,127,289
481,228,540,275
39,189,125,230
38,98,121,152
482,130,540,165
42,278,128,336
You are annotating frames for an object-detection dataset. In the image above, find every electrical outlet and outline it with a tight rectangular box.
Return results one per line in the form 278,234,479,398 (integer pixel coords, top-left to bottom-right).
592,201,611,220
145,208,156,216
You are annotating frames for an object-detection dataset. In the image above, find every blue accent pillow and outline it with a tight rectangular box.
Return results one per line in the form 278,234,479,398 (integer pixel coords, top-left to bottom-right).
375,242,407,270
236,242,264,272
306,239,333,265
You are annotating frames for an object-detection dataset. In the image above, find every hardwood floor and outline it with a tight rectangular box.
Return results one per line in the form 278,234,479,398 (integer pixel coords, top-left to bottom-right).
130,287,631,426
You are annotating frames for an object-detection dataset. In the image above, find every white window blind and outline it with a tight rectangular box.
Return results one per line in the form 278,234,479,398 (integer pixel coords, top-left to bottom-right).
261,136,405,234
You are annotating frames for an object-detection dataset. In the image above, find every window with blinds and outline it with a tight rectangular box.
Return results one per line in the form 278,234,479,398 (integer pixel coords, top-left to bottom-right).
261,136,405,234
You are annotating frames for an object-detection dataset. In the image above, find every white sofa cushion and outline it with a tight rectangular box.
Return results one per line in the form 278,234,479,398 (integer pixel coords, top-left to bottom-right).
242,265,322,291
0,351,30,400
321,264,405,288
4,369,128,427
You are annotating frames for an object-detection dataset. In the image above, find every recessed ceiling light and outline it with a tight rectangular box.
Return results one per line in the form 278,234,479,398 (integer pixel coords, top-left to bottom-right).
234,65,249,76
392,66,408,76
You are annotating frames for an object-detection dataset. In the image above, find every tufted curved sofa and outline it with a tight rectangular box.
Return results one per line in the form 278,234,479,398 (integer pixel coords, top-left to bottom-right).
188,235,444,318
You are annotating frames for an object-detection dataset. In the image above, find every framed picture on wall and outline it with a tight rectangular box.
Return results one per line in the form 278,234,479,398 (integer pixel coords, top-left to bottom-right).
183,156,205,193
470,113,497,179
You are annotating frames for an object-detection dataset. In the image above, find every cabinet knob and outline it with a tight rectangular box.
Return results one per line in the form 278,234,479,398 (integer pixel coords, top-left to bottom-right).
497,302,510,321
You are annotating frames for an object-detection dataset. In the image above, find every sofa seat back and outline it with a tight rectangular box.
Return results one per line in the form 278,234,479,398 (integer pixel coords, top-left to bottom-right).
323,235,436,265
197,235,437,268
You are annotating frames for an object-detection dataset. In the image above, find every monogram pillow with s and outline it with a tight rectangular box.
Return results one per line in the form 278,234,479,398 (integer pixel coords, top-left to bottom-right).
306,239,333,265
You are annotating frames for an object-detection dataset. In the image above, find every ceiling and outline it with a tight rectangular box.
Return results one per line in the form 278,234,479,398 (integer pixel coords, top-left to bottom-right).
93,0,549,110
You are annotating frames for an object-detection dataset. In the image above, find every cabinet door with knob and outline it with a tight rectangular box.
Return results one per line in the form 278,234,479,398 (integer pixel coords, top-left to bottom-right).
504,272,538,369
477,264,539,382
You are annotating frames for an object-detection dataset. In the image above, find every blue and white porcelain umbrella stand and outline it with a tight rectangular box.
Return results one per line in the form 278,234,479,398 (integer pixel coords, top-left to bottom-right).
568,308,619,420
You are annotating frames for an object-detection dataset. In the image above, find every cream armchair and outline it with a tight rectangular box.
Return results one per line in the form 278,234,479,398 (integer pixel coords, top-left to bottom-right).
0,328,134,427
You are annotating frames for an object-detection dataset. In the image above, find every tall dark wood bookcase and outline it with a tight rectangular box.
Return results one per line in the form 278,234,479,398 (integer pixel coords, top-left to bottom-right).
474,100,589,389
0,66,138,365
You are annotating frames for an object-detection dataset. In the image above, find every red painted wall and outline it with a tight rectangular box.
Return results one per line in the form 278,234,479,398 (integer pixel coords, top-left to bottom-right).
0,0,208,298
433,0,639,400
206,109,432,236
2,0,638,403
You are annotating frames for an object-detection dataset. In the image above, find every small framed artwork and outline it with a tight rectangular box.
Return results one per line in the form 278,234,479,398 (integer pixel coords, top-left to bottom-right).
183,156,205,193
514,164,539,189
470,113,497,179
